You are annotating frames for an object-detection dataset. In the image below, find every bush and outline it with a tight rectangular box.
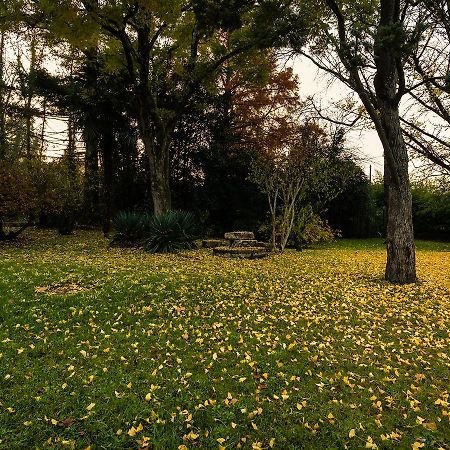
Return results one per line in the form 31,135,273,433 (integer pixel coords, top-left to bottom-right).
145,211,199,253
291,206,339,249
112,211,151,245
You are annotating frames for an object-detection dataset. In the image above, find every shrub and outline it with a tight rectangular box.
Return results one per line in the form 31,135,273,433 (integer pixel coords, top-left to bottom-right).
291,206,339,249
112,211,151,245
145,211,199,253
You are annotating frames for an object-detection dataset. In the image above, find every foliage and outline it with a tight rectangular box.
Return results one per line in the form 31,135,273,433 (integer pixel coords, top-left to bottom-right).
50,157,83,235
24,0,311,214
368,179,450,241
145,210,199,254
411,181,450,240
326,163,375,238
291,205,339,248
250,125,355,251
112,211,151,245
0,160,36,218
0,230,449,449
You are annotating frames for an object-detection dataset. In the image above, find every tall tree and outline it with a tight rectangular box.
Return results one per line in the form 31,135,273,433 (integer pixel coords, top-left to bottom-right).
298,0,419,283
29,0,306,214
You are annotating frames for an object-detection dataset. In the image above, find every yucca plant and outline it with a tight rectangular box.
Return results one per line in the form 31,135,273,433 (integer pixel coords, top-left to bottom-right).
145,210,199,253
112,211,150,245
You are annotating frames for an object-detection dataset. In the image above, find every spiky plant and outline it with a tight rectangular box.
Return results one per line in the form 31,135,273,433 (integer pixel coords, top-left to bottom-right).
112,211,150,245
145,211,199,253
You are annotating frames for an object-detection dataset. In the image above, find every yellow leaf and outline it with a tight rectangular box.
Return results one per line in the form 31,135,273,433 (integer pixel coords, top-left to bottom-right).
86,403,95,411
186,431,199,440
349,429,356,438
412,443,425,450
423,422,437,431
269,438,276,448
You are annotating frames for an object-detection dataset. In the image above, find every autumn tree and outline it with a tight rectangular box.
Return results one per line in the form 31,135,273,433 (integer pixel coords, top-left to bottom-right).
297,0,422,283
27,0,307,214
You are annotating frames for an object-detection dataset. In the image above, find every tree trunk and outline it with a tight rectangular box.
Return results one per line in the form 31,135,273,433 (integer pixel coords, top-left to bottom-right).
374,0,416,283
0,216,5,240
144,135,171,215
25,33,37,160
0,32,6,160
101,128,114,236
83,127,100,223
138,103,172,215
382,107,416,283
134,27,172,215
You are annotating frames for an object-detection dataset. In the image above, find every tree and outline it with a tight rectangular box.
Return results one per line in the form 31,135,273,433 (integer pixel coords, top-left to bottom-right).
299,0,419,283
199,54,300,234
29,0,307,214
400,0,450,175
250,122,328,250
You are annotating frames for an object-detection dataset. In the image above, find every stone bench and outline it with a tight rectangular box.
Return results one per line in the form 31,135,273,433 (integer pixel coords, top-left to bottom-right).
213,246,269,259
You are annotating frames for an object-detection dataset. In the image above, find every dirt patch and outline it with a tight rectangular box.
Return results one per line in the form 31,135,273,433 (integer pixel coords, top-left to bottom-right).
34,282,86,296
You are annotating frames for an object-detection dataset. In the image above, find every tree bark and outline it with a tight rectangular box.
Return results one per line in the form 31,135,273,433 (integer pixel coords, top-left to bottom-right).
141,130,171,215
0,216,5,239
0,32,6,160
136,84,172,214
83,127,100,223
101,128,114,236
381,107,416,283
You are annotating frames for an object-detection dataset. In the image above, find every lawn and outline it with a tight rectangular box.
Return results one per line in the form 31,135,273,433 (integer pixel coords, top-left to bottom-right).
0,230,449,450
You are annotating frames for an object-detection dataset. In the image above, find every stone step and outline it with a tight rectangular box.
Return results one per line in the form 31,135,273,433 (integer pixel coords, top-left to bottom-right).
230,239,267,248
202,239,227,248
213,246,269,259
224,231,255,240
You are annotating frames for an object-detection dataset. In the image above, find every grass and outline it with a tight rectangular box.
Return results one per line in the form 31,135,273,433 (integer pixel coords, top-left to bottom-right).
0,230,449,450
